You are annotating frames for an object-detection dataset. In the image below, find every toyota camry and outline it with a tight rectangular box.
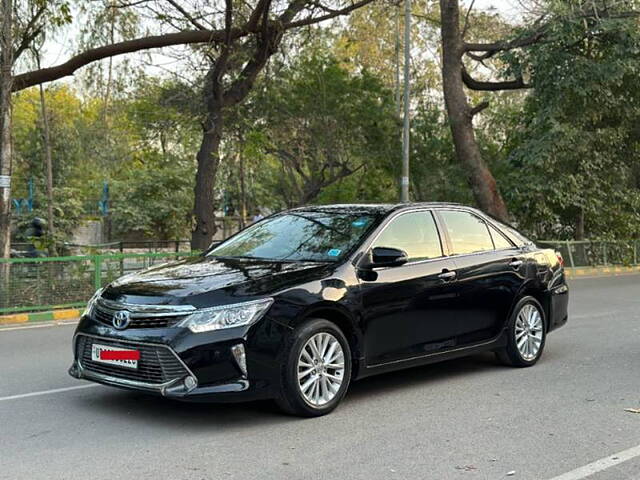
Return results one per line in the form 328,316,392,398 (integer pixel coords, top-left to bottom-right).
69,203,569,416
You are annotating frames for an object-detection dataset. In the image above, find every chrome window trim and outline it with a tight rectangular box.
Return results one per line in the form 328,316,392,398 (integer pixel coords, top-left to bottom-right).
74,333,196,392
351,205,524,268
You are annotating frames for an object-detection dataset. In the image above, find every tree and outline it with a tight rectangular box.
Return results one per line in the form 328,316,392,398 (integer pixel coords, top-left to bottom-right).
0,0,71,258
0,0,375,257
245,52,399,208
439,0,510,221
499,1,640,239
438,0,640,224
0,0,13,260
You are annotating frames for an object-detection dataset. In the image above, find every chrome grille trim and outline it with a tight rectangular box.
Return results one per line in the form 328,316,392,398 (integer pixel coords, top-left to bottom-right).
93,297,195,329
74,333,196,392
96,297,196,317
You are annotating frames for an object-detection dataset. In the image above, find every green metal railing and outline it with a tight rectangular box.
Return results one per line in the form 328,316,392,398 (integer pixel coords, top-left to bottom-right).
1,239,639,314
537,240,640,268
0,251,198,314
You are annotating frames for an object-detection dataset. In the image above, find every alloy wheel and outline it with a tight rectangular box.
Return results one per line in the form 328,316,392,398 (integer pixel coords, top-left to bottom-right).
515,303,544,361
297,332,345,407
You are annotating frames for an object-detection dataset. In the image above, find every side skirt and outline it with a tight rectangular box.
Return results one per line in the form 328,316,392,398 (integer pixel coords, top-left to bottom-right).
355,331,508,380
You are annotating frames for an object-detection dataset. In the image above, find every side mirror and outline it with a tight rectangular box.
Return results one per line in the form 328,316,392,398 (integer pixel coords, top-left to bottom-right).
364,246,409,269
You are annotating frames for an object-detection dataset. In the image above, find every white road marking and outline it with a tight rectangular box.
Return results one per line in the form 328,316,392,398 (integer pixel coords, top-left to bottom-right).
0,320,78,332
0,384,99,402
547,444,640,480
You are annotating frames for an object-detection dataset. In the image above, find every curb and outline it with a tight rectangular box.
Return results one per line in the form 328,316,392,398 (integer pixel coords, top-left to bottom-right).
0,308,81,326
565,266,640,277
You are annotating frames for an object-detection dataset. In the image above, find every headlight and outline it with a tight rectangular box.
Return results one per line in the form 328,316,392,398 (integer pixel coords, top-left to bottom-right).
177,298,274,333
82,288,104,317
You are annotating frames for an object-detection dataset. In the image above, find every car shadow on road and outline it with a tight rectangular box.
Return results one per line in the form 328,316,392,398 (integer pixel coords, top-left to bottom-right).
347,351,502,400
68,352,510,430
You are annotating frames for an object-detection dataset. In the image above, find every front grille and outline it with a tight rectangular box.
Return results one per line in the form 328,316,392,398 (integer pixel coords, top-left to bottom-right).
93,305,185,329
76,335,190,385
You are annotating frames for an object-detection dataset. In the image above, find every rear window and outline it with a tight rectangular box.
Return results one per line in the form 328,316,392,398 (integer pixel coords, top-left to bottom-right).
487,223,514,250
439,210,494,255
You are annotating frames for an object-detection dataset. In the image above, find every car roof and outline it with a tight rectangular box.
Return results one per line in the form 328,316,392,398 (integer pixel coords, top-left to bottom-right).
289,202,467,215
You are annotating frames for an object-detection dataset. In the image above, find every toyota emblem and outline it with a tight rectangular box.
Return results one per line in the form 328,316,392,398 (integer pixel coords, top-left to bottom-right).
112,310,131,330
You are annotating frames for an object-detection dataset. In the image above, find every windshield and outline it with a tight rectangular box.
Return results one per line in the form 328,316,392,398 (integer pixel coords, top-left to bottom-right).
207,211,380,262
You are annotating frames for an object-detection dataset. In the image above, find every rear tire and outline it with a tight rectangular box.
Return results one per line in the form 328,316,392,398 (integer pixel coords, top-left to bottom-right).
496,296,546,367
275,318,352,417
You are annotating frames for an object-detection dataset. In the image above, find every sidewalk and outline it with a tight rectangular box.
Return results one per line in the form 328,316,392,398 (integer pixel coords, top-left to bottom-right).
0,308,81,327
565,265,640,278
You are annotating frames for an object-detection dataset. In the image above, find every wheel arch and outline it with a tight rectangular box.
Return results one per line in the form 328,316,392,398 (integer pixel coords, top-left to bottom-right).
514,283,551,332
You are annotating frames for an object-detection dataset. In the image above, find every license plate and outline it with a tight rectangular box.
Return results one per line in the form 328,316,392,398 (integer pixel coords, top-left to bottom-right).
91,343,140,369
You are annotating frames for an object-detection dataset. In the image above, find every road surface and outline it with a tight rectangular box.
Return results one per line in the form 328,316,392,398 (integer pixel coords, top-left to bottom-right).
1,275,639,480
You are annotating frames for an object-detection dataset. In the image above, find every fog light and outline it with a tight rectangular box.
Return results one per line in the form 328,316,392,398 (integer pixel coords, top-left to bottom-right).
184,376,197,392
231,344,247,377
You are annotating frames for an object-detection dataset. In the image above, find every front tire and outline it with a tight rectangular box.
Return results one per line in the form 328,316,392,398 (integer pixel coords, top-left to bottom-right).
496,296,546,367
276,319,352,417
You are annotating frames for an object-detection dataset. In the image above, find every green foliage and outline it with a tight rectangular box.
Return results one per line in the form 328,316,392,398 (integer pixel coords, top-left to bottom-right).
498,0,640,238
10,0,640,245
235,51,400,209
110,153,194,240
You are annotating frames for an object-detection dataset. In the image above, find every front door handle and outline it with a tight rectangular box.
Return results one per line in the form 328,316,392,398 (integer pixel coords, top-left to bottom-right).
438,270,457,281
509,259,524,269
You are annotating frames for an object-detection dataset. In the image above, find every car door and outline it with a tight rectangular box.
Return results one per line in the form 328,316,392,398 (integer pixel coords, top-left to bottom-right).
359,210,458,366
435,209,526,344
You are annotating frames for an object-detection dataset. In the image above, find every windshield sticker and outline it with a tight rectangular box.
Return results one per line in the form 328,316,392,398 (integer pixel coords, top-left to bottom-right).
352,218,370,228
327,249,342,257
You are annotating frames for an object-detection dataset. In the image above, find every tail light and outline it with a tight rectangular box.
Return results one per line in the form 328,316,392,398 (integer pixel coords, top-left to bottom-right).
556,251,564,267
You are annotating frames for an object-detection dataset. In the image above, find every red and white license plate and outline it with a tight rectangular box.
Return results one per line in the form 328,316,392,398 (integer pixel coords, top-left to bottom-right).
91,344,140,369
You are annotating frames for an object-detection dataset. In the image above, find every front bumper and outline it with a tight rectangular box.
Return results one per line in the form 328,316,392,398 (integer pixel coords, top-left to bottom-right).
70,313,290,402
69,333,203,398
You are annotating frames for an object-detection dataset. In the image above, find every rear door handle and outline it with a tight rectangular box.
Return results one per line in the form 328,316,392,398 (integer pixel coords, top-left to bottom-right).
438,270,457,281
509,259,523,269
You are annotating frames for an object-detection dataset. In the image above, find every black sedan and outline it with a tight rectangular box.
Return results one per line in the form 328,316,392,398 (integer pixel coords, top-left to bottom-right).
69,203,569,416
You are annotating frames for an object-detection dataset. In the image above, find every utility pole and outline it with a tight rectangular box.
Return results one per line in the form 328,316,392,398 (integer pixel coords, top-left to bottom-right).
401,0,411,202
394,6,401,116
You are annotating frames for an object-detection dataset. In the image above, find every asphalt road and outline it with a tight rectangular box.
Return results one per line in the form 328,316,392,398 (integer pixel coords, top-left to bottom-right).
1,275,639,480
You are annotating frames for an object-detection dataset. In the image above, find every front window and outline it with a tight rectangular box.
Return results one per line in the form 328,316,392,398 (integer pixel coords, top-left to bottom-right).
208,210,380,262
372,211,443,261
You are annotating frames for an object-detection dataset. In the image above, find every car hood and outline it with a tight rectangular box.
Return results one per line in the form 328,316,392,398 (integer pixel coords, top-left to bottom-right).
102,255,333,307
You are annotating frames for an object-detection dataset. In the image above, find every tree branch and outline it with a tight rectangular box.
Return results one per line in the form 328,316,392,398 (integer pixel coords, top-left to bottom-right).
469,100,489,116
13,5,47,61
464,28,547,59
165,0,207,30
461,0,475,39
12,29,238,91
12,0,375,92
462,68,531,91
286,0,375,28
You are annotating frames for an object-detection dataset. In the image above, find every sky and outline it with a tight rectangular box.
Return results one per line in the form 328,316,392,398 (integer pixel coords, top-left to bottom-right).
30,0,523,88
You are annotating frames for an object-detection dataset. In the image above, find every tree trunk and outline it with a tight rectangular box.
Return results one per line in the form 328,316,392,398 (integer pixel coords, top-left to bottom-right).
439,0,509,222
38,82,55,254
191,107,223,251
0,0,13,260
238,136,247,229
190,25,284,250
